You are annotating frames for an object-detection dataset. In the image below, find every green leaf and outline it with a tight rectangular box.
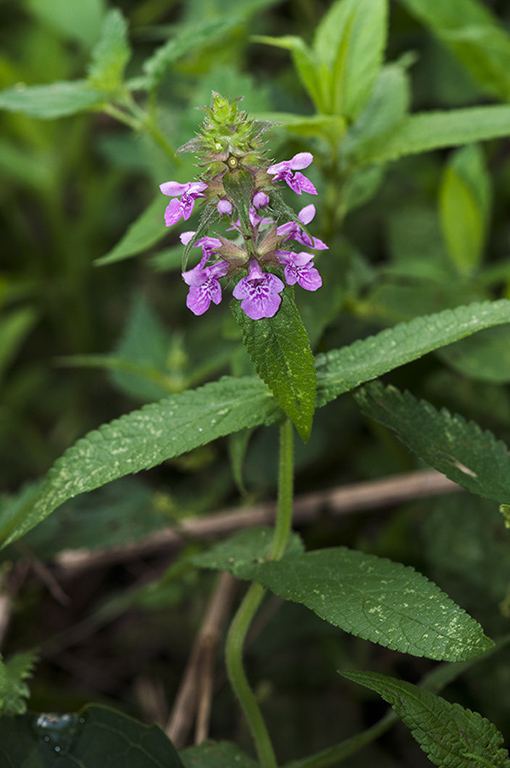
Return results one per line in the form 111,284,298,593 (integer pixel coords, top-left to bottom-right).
180,741,257,768
253,36,325,113
0,377,279,548
232,288,316,441
142,18,244,89
358,105,510,165
0,651,38,715
26,0,105,48
96,196,168,265
438,325,510,383
439,144,491,275
253,111,346,141
355,382,510,503
192,526,305,577
316,299,510,407
343,62,411,164
343,671,510,767
0,307,38,382
0,81,105,119
313,0,388,118
0,704,184,767
399,0,510,102
108,293,175,401
87,9,131,92
242,548,493,660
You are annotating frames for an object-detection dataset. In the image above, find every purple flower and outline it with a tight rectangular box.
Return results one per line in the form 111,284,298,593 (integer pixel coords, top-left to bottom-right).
267,153,317,195
217,198,233,215
277,205,328,250
232,260,285,319
160,180,208,226
182,256,229,316
276,251,322,291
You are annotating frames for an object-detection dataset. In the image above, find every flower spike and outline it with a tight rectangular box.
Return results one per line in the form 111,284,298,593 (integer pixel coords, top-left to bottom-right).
159,94,326,319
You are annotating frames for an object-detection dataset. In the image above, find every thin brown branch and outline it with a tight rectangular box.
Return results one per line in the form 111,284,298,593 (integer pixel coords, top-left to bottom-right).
56,469,459,575
166,571,237,747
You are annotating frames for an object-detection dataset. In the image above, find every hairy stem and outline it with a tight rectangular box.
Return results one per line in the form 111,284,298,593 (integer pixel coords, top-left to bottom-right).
225,418,295,768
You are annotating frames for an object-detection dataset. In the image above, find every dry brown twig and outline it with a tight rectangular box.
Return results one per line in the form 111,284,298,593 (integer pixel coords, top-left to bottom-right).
165,571,237,747
56,469,459,575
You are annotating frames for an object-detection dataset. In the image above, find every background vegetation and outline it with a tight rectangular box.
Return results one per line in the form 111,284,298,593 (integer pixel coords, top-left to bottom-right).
1,0,510,765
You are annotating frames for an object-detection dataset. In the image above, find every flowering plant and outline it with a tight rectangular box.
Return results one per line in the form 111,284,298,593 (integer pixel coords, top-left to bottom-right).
2,2,510,767
160,94,324,320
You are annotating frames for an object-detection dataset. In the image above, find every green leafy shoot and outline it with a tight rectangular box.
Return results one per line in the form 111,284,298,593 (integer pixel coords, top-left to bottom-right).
316,299,510,406
355,382,510,504
86,9,131,93
343,671,510,768
0,377,280,549
0,650,38,716
197,538,493,661
232,288,316,441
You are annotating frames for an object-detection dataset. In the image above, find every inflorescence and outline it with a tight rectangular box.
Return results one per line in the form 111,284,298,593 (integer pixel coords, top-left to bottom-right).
160,93,326,320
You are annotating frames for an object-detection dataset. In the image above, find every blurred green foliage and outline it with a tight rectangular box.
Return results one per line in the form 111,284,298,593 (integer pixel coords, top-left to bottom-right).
1,0,510,765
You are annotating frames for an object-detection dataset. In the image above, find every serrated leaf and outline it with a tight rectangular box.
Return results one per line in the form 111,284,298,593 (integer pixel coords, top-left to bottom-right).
316,299,510,407
439,144,491,276
232,288,316,441
180,741,257,768
355,382,510,504
343,671,510,768
87,9,131,92
0,377,279,548
192,526,305,577
0,81,105,119
96,196,168,265
358,105,510,166
0,704,183,767
0,651,38,715
313,0,388,118
239,548,493,661
399,0,510,102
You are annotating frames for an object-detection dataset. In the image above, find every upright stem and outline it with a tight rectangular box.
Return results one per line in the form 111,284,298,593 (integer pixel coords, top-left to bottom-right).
225,418,295,768
271,418,294,561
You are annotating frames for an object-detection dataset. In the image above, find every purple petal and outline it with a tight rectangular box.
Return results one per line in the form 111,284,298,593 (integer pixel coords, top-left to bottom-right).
266,160,287,176
160,181,188,196
289,172,317,195
164,198,184,226
253,191,269,208
217,198,233,215
289,152,313,170
298,204,316,225
180,231,195,245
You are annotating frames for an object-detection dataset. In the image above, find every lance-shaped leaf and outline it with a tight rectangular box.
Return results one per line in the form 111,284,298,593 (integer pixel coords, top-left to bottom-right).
0,81,104,119
0,377,279,549
356,105,510,166
343,671,510,768
96,196,168,266
87,9,131,92
316,299,510,407
232,289,316,441
200,540,492,661
355,382,510,504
